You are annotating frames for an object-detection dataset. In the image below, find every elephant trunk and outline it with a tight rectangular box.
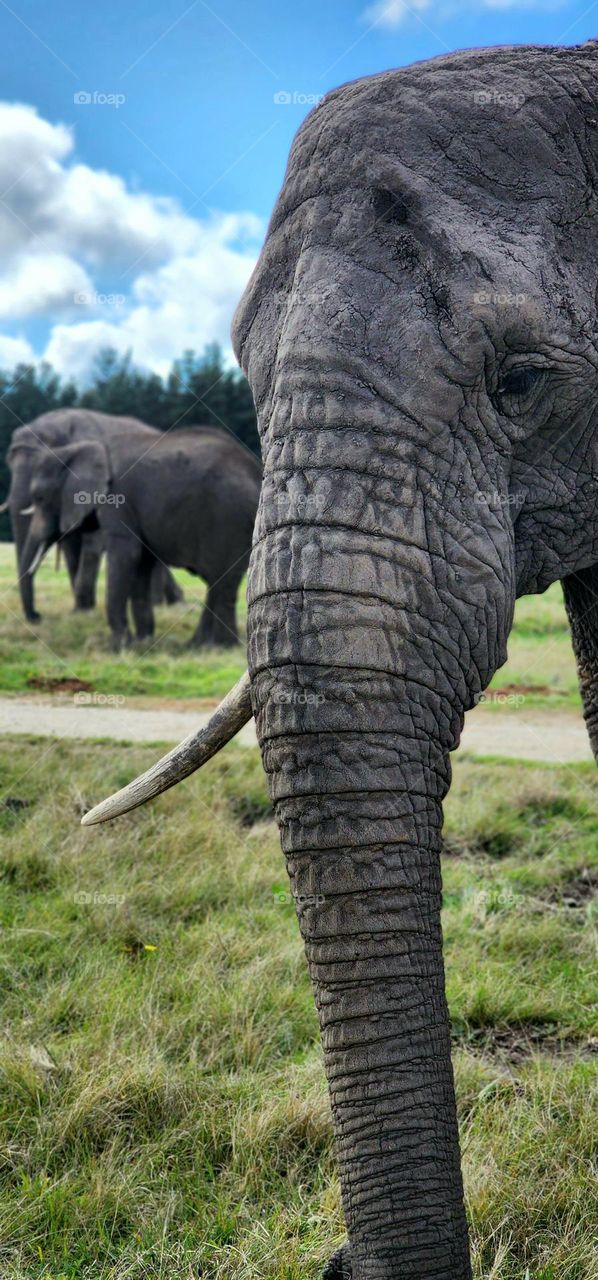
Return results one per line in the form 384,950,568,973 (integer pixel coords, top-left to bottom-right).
13,511,38,619
254,690,469,1277
7,462,39,621
247,384,479,1277
562,565,598,762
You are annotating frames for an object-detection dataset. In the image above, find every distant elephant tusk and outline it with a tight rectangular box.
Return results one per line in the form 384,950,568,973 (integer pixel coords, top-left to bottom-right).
0,500,9,514
27,542,48,575
19,505,35,516
81,670,253,826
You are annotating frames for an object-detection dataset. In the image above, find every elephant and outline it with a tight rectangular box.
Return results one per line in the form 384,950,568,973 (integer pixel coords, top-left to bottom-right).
23,426,262,651
81,42,597,1280
4,409,184,621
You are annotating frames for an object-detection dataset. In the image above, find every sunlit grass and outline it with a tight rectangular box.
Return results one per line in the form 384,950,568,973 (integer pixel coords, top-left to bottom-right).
0,543,246,699
0,739,595,1278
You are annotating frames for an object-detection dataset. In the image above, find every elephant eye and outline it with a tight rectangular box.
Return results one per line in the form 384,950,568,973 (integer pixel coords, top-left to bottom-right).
498,366,543,398
494,364,546,415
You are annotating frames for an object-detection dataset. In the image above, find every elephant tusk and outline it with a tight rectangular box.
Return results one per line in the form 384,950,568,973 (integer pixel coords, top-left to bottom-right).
19,505,35,516
81,670,253,826
0,500,9,514
27,542,48,575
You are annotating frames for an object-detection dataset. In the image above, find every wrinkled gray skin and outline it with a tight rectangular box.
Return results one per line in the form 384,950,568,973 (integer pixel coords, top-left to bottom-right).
23,427,262,651
232,42,598,1280
6,410,183,620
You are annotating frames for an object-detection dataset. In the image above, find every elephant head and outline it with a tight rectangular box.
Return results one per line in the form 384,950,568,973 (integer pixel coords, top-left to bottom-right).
4,411,112,620
82,43,598,1279
21,440,109,577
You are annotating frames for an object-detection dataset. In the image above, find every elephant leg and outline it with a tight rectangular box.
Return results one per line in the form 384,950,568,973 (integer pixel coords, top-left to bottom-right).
73,531,102,610
106,541,138,651
163,566,184,604
130,554,156,642
150,563,184,606
150,563,165,606
190,578,240,649
13,514,40,622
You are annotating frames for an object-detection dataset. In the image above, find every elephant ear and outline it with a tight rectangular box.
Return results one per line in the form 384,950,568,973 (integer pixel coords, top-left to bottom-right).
56,440,110,535
562,565,598,764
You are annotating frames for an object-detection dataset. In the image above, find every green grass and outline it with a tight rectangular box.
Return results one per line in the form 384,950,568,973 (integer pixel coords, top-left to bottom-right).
486,589,580,708
0,544,246,700
0,544,580,706
0,739,595,1278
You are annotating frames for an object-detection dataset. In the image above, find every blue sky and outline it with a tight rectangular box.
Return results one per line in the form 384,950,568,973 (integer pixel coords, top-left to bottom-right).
0,0,594,380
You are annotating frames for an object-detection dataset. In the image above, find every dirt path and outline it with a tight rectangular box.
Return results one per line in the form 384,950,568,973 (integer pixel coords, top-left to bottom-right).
0,696,592,764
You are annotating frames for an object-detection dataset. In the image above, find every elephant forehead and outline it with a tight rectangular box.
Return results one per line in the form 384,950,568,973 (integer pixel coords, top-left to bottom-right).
280,47,591,220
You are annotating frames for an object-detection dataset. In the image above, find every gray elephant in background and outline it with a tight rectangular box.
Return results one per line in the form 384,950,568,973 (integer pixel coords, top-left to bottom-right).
24,425,262,650
4,409,183,621
81,41,598,1279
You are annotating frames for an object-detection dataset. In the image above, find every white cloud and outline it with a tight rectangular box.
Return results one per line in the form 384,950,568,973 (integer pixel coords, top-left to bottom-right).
0,103,200,268
43,320,132,383
362,0,560,24
0,101,264,379
0,333,35,370
0,252,92,319
363,0,430,27
43,213,260,381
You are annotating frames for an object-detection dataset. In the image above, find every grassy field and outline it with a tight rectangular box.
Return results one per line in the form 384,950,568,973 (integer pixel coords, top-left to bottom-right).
0,737,596,1279
0,543,580,706
0,545,246,700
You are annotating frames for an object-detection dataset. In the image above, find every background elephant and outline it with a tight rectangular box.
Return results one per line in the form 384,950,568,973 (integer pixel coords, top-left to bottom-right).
24,426,262,650
4,409,183,621
82,41,597,1280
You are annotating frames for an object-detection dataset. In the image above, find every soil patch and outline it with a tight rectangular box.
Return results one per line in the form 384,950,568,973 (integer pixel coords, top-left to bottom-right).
456,1020,598,1063
26,677,93,694
538,871,597,909
485,683,568,698
1,796,32,813
442,833,517,860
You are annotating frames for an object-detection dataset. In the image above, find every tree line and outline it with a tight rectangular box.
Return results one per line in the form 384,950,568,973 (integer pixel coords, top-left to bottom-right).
0,345,259,540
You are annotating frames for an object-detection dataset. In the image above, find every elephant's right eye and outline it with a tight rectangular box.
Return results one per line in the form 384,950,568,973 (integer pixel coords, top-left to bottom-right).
499,367,543,398
494,362,547,417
